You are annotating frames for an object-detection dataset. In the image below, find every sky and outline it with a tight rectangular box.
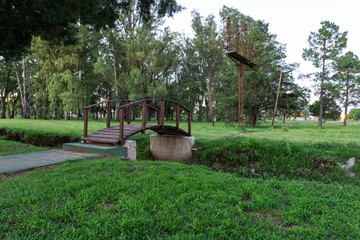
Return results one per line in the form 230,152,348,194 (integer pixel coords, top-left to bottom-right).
164,0,360,109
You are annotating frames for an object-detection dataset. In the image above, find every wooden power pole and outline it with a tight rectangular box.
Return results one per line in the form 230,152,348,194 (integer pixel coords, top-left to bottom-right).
272,68,283,127
225,17,256,128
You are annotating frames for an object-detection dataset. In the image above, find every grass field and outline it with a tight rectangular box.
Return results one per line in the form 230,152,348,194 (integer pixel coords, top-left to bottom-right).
1,119,359,238
1,118,360,143
249,120,360,144
1,159,359,239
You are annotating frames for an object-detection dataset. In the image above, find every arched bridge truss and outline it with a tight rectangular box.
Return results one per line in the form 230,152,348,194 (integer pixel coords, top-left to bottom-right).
81,98,191,145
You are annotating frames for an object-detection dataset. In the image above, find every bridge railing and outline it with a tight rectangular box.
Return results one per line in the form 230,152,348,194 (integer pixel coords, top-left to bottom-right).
82,99,159,139
83,98,191,145
117,98,191,144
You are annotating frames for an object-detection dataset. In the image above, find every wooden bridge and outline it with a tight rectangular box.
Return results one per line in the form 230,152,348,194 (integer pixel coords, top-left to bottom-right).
81,98,191,145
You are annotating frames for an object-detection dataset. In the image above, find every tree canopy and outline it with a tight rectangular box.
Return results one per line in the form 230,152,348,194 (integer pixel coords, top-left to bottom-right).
4,4,351,128
0,0,182,59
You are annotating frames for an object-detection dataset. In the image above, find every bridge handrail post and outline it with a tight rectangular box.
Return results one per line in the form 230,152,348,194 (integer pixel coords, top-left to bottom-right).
119,108,124,145
157,111,160,125
160,99,165,129
127,101,131,124
176,104,180,130
83,108,88,137
187,111,191,136
142,101,147,134
106,101,111,128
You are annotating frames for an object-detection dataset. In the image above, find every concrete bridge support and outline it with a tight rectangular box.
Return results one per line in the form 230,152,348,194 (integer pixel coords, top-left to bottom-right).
150,135,195,161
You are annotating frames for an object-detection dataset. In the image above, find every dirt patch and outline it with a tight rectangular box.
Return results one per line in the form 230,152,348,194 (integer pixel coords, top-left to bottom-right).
245,209,300,229
97,201,118,208
242,194,252,201
312,156,336,169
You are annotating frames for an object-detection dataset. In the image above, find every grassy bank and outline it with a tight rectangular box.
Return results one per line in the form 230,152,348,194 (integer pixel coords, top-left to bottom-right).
1,119,359,183
0,137,46,156
192,136,360,184
1,159,359,239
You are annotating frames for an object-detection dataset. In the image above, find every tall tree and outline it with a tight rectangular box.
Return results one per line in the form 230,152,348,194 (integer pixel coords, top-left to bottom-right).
333,51,360,126
309,94,342,121
176,36,206,120
0,60,16,118
348,109,360,120
302,21,347,128
191,11,223,126
277,83,309,123
14,58,31,118
125,27,179,99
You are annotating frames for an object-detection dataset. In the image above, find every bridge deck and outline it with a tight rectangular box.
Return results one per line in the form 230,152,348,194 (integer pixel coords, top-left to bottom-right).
81,124,189,145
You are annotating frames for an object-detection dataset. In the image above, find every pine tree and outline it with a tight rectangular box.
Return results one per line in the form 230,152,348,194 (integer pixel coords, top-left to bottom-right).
303,21,347,128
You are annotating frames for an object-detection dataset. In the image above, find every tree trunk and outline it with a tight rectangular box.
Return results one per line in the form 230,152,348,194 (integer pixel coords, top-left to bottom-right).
206,63,215,127
344,74,349,126
7,102,11,118
1,68,12,119
1,97,6,119
15,59,30,118
22,59,30,118
250,114,257,128
206,82,214,127
319,45,326,129
283,113,286,123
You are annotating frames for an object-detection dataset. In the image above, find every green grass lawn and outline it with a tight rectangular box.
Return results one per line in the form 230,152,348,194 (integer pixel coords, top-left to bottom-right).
0,137,47,156
1,118,360,143
1,120,360,238
248,120,360,144
1,159,359,239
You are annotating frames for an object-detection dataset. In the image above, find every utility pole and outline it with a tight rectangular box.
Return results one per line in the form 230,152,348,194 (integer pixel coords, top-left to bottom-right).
225,17,256,128
272,68,283,127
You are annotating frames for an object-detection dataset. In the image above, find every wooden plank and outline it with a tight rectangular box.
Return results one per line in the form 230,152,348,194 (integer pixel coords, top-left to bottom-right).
90,130,135,135
97,128,141,134
226,51,256,68
88,132,120,137
86,136,119,140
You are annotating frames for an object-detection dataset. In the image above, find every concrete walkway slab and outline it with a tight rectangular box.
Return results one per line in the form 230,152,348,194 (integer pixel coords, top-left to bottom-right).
0,150,100,174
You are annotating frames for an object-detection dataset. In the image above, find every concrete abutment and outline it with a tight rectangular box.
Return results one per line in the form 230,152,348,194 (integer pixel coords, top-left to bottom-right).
150,135,195,161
